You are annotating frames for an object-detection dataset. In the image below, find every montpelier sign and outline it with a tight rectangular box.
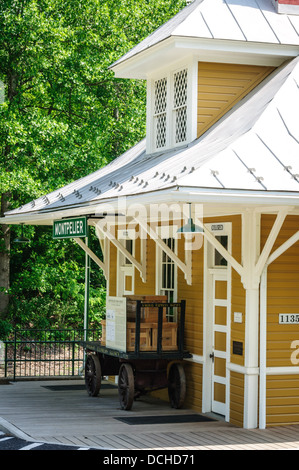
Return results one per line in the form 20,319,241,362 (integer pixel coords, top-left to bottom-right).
53,217,87,239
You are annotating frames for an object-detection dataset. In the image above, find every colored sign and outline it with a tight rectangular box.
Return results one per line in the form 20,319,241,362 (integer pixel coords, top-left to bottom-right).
53,217,87,239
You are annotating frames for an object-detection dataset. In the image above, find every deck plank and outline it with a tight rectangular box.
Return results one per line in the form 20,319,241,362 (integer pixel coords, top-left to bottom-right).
1,379,299,450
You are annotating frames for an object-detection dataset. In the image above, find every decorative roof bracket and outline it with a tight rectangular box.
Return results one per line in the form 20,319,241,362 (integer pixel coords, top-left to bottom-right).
74,237,107,280
94,221,146,283
134,217,192,285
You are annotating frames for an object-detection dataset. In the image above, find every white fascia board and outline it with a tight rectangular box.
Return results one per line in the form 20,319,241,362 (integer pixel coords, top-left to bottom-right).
276,4,299,15
112,37,175,79
2,186,299,227
111,36,299,79
173,186,299,206
175,37,299,66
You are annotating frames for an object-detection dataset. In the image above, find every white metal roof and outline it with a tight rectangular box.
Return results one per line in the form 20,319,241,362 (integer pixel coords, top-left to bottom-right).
3,56,299,223
111,0,299,73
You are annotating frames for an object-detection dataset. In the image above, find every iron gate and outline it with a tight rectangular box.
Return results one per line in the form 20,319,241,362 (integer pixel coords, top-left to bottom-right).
0,329,100,380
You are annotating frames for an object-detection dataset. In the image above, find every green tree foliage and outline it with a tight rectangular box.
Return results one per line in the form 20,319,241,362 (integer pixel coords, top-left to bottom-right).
0,0,186,336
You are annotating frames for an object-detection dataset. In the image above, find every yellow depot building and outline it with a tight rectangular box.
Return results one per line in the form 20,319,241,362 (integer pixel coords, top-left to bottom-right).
2,0,299,429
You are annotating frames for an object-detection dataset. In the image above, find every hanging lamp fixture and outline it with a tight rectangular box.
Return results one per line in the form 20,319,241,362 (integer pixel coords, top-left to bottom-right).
177,203,203,234
14,224,30,243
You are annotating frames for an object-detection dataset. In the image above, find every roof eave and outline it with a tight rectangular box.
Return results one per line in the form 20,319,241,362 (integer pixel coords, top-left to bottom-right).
3,186,299,226
111,36,299,79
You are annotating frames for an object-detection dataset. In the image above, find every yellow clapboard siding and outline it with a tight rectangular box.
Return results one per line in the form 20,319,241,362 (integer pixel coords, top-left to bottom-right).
262,215,299,425
177,237,203,413
185,362,203,410
266,374,299,425
230,372,244,427
108,242,117,296
261,215,299,372
197,62,274,137
134,236,156,295
230,216,245,367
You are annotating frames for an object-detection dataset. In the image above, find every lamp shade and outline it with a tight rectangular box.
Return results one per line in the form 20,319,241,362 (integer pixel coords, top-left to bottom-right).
177,218,203,233
177,204,203,234
14,225,30,243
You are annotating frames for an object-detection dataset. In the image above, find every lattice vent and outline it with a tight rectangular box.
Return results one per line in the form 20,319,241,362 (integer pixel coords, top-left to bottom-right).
174,69,188,144
154,77,167,149
154,78,167,114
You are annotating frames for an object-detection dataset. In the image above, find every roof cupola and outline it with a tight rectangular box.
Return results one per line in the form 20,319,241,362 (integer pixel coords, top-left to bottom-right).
272,0,299,14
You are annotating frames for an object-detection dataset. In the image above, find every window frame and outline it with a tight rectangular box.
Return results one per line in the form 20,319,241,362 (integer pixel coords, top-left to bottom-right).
117,228,135,296
155,226,178,322
147,60,197,154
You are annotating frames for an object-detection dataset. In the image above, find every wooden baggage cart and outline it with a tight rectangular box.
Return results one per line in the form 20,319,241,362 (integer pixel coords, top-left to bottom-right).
80,299,192,410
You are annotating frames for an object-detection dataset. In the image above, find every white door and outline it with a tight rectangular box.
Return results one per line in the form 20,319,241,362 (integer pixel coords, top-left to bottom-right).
211,269,229,416
205,223,231,418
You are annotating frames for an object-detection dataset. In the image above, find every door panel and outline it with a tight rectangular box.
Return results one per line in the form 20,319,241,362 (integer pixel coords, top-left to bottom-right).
214,357,226,377
215,280,227,300
214,383,226,404
215,306,227,326
212,272,229,416
205,222,231,419
215,331,226,352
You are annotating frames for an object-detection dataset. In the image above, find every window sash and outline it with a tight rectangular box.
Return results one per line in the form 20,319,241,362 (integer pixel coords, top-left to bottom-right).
152,68,188,152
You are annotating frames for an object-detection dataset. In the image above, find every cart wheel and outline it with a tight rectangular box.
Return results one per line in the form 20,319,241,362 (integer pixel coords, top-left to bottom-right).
118,363,135,410
168,363,186,409
85,354,102,397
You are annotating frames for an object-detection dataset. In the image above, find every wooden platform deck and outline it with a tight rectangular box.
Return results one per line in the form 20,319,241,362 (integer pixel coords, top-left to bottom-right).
0,378,299,450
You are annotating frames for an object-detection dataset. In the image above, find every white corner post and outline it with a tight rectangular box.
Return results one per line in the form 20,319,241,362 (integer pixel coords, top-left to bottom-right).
259,266,267,429
243,287,260,429
241,209,261,429
241,208,289,429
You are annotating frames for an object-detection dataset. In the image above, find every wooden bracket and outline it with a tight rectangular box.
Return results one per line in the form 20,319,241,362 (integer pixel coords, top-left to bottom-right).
202,208,290,290
203,223,244,278
95,221,146,283
74,237,107,279
134,217,192,285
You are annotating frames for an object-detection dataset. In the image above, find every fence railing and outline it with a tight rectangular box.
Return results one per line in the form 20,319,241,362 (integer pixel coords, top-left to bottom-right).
0,329,101,380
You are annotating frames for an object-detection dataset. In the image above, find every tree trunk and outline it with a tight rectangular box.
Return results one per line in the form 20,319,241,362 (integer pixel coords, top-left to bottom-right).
0,68,17,318
0,192,11,317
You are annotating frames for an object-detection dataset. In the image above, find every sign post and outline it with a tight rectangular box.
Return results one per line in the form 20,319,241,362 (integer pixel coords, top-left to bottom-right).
84,226,90,342
52,216,90,342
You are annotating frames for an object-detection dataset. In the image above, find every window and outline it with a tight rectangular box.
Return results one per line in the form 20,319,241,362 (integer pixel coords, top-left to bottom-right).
117,229,135,296
152,67,188,152
161,238,175,295
124,238,133,265
158,237,177,322
154,77,167,149
173,69,188,144
214,235,228,267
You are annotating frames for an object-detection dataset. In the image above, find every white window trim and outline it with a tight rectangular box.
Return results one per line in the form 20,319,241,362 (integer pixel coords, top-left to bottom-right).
155,225,178,304
146,58,197,154
117,228,135,296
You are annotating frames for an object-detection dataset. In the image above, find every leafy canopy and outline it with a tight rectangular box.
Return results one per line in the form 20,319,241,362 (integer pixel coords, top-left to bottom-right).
0,0,186,333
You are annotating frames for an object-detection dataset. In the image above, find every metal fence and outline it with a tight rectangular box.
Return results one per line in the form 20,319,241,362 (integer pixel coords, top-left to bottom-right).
0,329,100,380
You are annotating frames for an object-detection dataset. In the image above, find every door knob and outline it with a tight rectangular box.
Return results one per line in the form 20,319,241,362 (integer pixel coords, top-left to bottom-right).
209,352,214,362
